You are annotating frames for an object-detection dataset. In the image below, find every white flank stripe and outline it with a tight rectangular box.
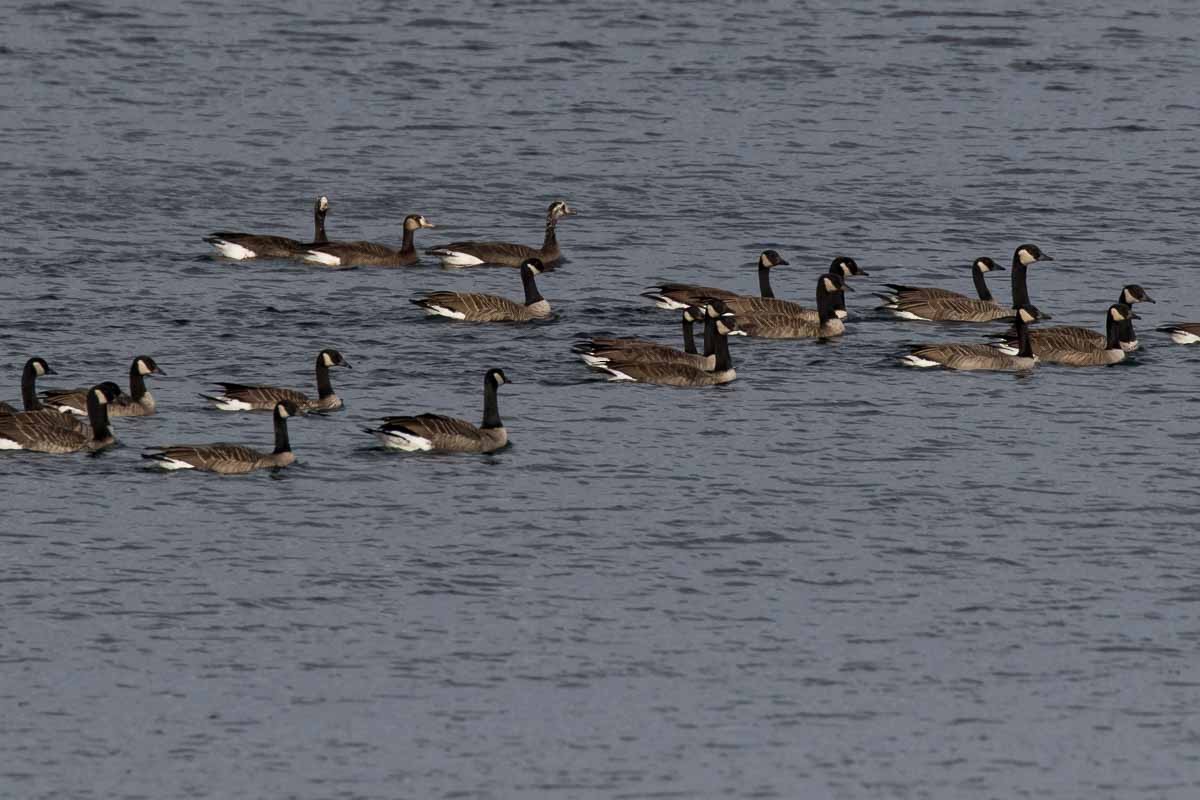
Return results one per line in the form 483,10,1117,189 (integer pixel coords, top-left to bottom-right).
580,353,611,367
376,431,434,451
211,240,256,260
423,305,467,320
653,297,688,310
602,366,637,382
152,457,196,470
901,354,941,368
0,437,24,450
889,309,927,321
436,251,485,268
304,250,341,266
1170,330,1200,345
209,397,256,411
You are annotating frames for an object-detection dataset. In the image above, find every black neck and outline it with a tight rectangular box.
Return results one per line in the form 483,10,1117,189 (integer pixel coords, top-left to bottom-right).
816,280,838,324
128,363,147,400
482,377,502,429
273,410,292,454
313,206,328,244
315,357,334,399
522,269,544,306
1011,252,1031,308
1106,313,1125,350
399,224,415,257
1015,317,1034,358
20,363,41,411
972,266,994,302
86,394,112,442
758,266,775,299
703,315,717,356
542,214,558,251
1118,316,1137,345
713,327,733,371
681,317,697,354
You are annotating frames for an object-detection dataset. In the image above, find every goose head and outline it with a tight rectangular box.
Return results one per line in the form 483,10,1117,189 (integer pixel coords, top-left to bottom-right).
973,256,1003,273
27,357,56,377
715,314,739,336
683,305,705,323
319,349,352,369
486,368,512,388
1015,243,1052,266
1110,303,1139,322
1120,284,1155,304
92,381,123,404
521,258,546,277
758,250,788,268
548,200,576,219
830,255,867,277
274,400,300,419
703,299,732,318
316,196,330,213
135,356,165,377
404,214,435,231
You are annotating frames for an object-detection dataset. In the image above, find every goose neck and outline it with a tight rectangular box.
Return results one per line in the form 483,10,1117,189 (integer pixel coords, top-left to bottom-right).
522,269,544,306
20,363,41,411
86,393,112,442
757,266,775,299
399,223,416,257
681,317,697,354
273,410,292,454
713,327,733,372
482,377,503,429
313,205,328,244
1010,252,1031,308
315,357,335,399
972,265,994,302
129,363,147,400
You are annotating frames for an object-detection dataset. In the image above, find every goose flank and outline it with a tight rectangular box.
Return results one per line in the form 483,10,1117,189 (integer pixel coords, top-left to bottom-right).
412,258,551,322
901,306,1040,371
144,400,299,473
426,200,575,268
367,369,512,453
206,195,331,260
202,349,350,412
304,214,435,267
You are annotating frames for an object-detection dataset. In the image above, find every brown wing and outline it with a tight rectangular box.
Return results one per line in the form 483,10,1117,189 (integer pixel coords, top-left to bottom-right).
604,362,723,386
208,233,306,258
0,410,91,453
1164,323,1200,335
892,296,1009,322
215,383,312,410
735,312,825,338
910,343,1030,370
587,346,709,368
885,285,965,301
39,386,89,412
723,297,816,319
152,444,268,474
418,292,530,321
428,240,540,266
649,284,739,305
308,240,400,260
1034,346,1122,366
0,401,17,415
381,414,490,451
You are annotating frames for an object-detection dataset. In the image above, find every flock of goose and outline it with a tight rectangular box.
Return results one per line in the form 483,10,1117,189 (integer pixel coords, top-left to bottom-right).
4,195,1200,473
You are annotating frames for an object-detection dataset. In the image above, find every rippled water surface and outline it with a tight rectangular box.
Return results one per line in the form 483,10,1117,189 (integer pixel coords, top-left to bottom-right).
4,1,1200,797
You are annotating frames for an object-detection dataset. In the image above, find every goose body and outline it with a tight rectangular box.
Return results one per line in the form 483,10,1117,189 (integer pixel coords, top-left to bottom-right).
723,256,864,321
426,201,574,268
304,214,434,267
202,349,350,412
642,250,790,310
1012,305,1134,366
991,285,1153,352
0,357,57,415
0,383,121,453
879,257,1010,321
206,196,330,260
145,401,298,473
576,306,711,369
733,274,847,339
41,356,164,417
368,369,511,453
599,313,738,386
902,306,1040,371
1160,323,1200,345
412,258,551,322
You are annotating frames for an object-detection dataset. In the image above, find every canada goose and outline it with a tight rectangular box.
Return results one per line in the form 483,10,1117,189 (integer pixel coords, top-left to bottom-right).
599,313,739,385
901,306,1040,371
303,214,435,267
41,356,165,417
577,306,716,370
426,200,575,268
411,258,551,322
202,349,350,412
1159,322,1200,344
734,274,848,339
1008,243,1054,318
205,195,330,260
0,382,121,453
641,250,790,310
144,400,299,473
722,255,864,321
1000,304,1135,366
0,357,57,414
367,369,511,453
878,260,1008,311
991,288,1151,353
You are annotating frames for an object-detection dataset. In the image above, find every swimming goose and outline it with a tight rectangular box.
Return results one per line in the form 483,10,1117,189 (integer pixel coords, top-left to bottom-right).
0,357,57,414
367,369,511,453
1008,243,1054,319
577,306,716,369
202,349,350,412
412,258,551,322
206,195,331,260
426,201,575,268
0,382,121,453
991,287,1152,353
901,306,1040,370
598,313,739,386
877,257,1005,319
641,250,790,310
734,274,847,339
41,356,165,417
144,400,299,473
303,214,435,267
996,304,1135,366
723,255,865,321
1158,322,1200,344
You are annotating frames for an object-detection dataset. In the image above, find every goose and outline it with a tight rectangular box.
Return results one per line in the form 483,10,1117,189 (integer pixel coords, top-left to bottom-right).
303,214,435,267
41,356,165,417
367,369,511,453
723,256,865,321
426,200,575,267
598,313,739,386
202,349,350,412
994,304,1136,366
0,357,57,415
734,274,847,339
411,258,551,322
641,250,790,310
205,195,331,260
577,305,716,369
877,256,1005,318
990,286,1153,353
144,400,299,473
901,306,1040,370
1160,322,1200,344
0,382,121,453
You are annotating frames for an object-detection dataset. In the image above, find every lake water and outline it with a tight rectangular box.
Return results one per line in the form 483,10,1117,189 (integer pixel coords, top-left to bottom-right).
3,1,1200,797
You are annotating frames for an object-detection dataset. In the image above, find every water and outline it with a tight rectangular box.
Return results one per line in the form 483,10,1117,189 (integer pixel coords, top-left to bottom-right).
3,1,1200,797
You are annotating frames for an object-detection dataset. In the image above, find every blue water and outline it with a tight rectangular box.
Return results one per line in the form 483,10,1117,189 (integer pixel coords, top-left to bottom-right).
3,2,1200,797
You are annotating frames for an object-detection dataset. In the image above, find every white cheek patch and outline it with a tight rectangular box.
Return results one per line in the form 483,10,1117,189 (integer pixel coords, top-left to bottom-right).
139,361,152,375
322,353,334,367
1019,249,1037,266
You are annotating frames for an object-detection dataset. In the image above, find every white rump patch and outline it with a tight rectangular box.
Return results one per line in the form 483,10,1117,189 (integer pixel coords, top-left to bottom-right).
900,354,941,368
1170,330,1200,345
421,304,466,320
376,430,433,451
210,240,256,260
209,396,256,411
304,250,341,267
435,251,485,268
0,437,24,450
